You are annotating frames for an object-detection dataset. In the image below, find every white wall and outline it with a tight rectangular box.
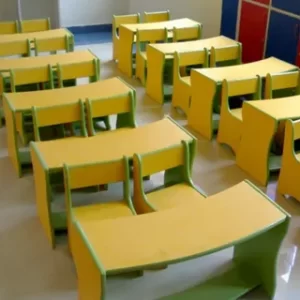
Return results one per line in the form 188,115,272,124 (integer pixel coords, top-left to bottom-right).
0,0,18,21
58,0,129,27
129,0,222,38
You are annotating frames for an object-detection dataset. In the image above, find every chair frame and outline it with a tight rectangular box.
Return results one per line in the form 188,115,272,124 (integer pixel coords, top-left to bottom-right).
32,100,88,142
210,43,242,67
173,24,202,42
144,10,171,23
34,35,70,56
19,18,51,33
0,20,19,34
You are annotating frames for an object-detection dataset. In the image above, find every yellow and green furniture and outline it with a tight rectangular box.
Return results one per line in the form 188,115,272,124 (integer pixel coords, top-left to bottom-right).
20,18,51,33
188,57,297,140
133,141,206,213
210,43,242,67
0,21,18,34
278,119,300,203
217,76,262,154
71,180,290,300
112,14,140,62
86,90,137,135
34,35,71,56
173,24,202,42
144,10,170,23
136,28,168,85
172,49,209,115
64,156,136,254
32,100,88,141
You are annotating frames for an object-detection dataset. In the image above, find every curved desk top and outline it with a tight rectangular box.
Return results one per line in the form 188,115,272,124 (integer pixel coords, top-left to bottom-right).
244,95,300,120
149,36,238,54
4,77,131,110
193,57,296,81
0,28,72,42
76,181,286,272
31,118,194,169
0,50,96,71
121,18,198,32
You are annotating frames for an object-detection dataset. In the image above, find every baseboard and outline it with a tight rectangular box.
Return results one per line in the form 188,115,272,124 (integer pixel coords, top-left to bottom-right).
67,23,112,34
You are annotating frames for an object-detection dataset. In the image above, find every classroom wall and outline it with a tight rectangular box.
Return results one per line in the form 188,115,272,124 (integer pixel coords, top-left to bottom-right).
58,0,129,27
129,0,222,38
0,0,18,21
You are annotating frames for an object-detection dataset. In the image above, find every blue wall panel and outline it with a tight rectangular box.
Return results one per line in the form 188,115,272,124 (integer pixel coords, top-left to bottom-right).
221,0,239,39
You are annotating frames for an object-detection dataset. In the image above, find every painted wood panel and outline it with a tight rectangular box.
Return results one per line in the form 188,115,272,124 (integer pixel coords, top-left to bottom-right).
238,1,268,62
272,0,300,16
221,0,239,39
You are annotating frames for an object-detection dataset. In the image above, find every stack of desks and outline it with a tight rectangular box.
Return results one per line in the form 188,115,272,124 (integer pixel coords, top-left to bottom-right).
118,18,200,77
146,35,239,104
188,57,297,140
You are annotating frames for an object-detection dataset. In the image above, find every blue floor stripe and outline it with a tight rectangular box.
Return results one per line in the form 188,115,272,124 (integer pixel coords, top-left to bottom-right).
74,32,112,45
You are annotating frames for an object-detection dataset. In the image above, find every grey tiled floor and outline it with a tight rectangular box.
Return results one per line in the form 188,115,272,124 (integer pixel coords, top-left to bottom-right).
0,43,299,300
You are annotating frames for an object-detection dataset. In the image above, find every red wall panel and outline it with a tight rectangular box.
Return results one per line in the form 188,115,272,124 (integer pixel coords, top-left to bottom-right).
238,1,269,62
297,41,300,67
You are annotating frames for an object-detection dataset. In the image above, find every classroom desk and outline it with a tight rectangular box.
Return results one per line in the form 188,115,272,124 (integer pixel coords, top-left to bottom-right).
30,117,195,247
72,180,288,299
0,28,74,49
0,50,97,93
146,36,239,104
3,77,133,177
188,57,297,140
237,95,300,186
118,18,199,77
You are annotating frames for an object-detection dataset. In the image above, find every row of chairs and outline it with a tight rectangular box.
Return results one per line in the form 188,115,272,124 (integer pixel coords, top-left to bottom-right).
32,90,136,142
0,18,51,34
0,35,71,58
64,139,205,252
218,71,300,155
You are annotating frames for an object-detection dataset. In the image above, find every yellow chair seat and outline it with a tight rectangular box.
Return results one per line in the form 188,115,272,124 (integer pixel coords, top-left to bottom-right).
147,183,205,210
231,108,242,120
74,201,133,222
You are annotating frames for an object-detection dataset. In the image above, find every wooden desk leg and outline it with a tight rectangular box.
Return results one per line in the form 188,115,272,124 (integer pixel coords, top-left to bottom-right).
146,46,166,104
236,104,277,186
234,217,289,298
31,143,56,248
118,27,134,77
188,72,217,140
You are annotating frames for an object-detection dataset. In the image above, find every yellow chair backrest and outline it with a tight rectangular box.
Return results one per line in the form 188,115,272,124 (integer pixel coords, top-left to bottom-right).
64,157,130,190
10,65,53,88
144,10,170,23
20,18,51,33
175,49,209,68
0,21,18,34
173,24,202,42
113,14,140,35
134,142,187,177
222,76,262,99
210,44,242,67
0,40,31,57
136,28,168,44
33,101,84,127
57,58,100,83
34,35,70,55
265,71,300,99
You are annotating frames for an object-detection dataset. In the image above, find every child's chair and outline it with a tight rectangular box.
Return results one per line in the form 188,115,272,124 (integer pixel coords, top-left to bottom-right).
57,58,100,88
32,100,88,141
173,24,202,42
210,43,242,67
0,21,18,34
86,90,137,135
265,71,300,155
0,40,31,58
172,49,209,115
34,36,70,56
144,10,170,23
217,76,262,154
10,65,54,144
133,140,206,214
112,14,140,61
64,156,136,253
136,28,168,85
19,18,51,33
278,119,300,202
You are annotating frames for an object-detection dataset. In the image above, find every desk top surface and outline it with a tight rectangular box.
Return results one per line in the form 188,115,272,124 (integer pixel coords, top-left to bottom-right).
193,57,296,81
5,77,131,110
32,118,193,169
0,28,72,42
77,181,286,272
245,95,300,120
148,36,238,54
0,50,95,71
121,18,198,32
